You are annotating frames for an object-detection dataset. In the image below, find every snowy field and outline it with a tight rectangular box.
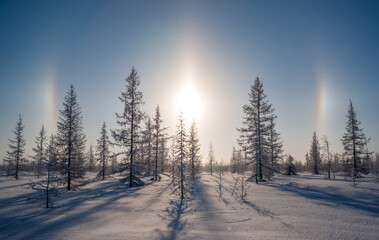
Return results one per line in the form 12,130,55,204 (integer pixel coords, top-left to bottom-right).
0,172,378,240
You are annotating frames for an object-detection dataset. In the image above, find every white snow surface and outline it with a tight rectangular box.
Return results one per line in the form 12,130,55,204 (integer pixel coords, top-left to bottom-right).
0,172,378,240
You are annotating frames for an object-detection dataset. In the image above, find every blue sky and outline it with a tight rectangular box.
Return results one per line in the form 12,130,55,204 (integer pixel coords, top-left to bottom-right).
1,0,379,163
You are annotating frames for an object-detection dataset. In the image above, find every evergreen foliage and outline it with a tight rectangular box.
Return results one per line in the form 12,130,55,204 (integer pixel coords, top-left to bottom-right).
308,131,321,175
4,114,26,179
32,125,47,178
322,136,332,179
208,143,215,175
112,67,145,187
284,154,296,175
238,77,280,183
172,112,188,199
29,134,61,208
56,84,87,191
153,105,167,181
96,122,110,180
341,100,368,187
188,120,201,180
87,144,95,172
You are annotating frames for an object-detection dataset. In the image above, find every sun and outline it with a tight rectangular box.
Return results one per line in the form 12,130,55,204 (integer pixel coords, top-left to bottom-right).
174,82,202,127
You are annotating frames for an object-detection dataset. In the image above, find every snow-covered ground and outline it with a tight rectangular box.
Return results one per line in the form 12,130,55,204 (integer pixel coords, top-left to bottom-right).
0,172,378,239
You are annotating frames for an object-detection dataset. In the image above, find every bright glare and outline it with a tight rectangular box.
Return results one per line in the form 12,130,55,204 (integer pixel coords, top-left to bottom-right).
174,82,202,127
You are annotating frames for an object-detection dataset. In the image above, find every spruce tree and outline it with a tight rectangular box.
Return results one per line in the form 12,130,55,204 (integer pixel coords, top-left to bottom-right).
153,105,167,181
111,155,118,174
309,131,321,175
322,135,332,179
333,153,340,180
56,84,86,191
142,117,153,176
188,120,201,180
112,67,145,187
284,154,296,175
208,143,215,175
268,116,283,177
159,137,168,174
374,153,379,183
173,112,187,199
305,152,311,172
32,125,47,178
4,114,26,179
230,147,244,174
29,134,60,208
96,122,110,180
237,138,249,173
230,146,237,173
87,144,95,172
169,138,177,185
363,146,372,175
238,77,275,183
341,100,368,187
45,134,60,207
236,149,243,174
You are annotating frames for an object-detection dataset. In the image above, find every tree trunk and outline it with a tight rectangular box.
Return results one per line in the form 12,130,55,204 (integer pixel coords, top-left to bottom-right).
155,140,158,181
46,162,50,208
102,155,105,180
180,125,184,199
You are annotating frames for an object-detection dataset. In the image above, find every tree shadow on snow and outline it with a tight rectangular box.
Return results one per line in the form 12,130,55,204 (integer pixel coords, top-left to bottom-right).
193,178,218,221
265,181,379,217
242,200,275,219
157,199,188,240
241,199,293,229
0,179,146,239
0,181,32,190
282,174,347,182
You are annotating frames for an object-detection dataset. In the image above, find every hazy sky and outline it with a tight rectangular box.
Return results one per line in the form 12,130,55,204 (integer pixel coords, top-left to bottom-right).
1,0,379,164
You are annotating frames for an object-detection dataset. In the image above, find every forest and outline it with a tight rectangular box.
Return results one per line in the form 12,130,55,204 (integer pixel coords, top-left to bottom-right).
1,67,378,239
1,1,379,239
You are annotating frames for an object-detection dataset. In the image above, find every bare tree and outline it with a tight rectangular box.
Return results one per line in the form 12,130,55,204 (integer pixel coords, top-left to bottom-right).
232,174,249,201
4,114,26,179
32,125,47,178
112,67,145,187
